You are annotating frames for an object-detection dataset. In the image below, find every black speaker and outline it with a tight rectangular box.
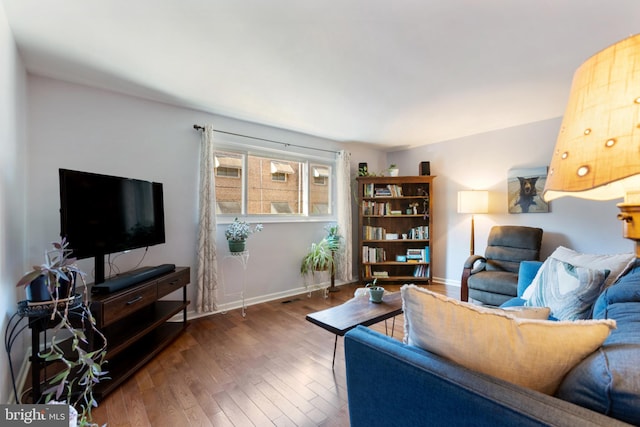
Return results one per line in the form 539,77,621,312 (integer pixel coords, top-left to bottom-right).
419,161,430,176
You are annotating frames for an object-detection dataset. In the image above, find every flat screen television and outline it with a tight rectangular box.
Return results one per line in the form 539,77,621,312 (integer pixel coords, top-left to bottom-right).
59,168,166,284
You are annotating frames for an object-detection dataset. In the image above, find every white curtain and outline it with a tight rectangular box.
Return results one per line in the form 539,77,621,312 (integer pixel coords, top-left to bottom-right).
336,150,353,282
196,125,218,312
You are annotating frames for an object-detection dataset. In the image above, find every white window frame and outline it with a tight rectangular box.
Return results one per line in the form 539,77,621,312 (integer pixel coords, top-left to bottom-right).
213,142,336,224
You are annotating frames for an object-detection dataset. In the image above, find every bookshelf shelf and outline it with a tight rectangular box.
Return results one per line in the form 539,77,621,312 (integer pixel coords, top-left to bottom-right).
357,175,434,285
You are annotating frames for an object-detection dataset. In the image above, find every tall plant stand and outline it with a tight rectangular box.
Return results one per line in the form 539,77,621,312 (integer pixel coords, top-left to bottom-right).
221,251,250,317
327,251,340,293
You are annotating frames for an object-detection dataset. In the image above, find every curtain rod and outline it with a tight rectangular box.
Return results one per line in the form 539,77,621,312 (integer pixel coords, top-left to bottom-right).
193,124,339,154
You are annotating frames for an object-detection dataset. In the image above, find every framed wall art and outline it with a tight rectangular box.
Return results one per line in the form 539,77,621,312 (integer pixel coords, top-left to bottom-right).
507,167,549,214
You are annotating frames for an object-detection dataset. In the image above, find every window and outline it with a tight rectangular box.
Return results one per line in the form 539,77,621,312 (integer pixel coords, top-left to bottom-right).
312,166,329,186
214,149,333,218
309,164,331,216
216,201,241,214
215,155,242,178
271,172,287,182
271,202,293,214
214,151,242,214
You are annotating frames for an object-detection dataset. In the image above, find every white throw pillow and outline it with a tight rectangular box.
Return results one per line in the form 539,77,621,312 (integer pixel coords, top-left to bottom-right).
545,246,634,289
401,284,616,395
523,258,608,320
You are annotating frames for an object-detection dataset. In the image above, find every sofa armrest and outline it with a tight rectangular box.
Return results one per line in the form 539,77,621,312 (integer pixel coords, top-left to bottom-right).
344,326,630,427
517,260,543,297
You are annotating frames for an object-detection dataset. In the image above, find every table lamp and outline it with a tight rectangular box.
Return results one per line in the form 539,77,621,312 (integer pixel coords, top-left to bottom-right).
458,190,489,255
543,33,640,258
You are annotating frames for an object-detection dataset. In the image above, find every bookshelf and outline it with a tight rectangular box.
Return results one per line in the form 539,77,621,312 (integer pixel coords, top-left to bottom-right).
357,175,434,285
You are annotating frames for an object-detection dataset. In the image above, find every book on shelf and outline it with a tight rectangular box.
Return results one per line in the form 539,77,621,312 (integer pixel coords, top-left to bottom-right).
386,184,403,197
374,188,392,197
363,225,386,240
413,264,430,277
372,271,389,278
363,183,375,197
362,201,392,215
408,225,429,240
362,246,386,263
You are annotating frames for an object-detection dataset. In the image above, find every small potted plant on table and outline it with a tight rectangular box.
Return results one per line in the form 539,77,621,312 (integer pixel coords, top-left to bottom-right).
366,278,385,303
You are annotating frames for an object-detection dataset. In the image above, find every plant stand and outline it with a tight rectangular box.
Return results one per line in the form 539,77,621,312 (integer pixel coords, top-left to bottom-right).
221,251,250,317
327,251,340,293
6,295,84,404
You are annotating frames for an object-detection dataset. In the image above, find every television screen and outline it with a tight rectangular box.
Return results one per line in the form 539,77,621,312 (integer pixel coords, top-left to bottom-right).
59,169,166,264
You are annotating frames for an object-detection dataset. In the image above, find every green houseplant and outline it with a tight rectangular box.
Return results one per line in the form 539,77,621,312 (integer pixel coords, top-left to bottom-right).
16,238,108,426
300,238,335,275
301,225,343,291
225,217,263,252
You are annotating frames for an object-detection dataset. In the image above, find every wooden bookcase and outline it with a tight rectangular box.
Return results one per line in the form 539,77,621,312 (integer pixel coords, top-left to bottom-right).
357,176,434,285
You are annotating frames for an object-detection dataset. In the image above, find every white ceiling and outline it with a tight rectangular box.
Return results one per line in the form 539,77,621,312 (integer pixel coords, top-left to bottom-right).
3,0,640,148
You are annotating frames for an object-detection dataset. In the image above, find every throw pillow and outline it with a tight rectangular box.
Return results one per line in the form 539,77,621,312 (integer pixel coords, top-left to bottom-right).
401,284,616,395
523,258,609,320
545,246,634,289
499,305,550,319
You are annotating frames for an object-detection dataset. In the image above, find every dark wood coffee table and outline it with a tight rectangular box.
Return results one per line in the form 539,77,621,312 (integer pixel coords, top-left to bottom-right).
306,292,403,368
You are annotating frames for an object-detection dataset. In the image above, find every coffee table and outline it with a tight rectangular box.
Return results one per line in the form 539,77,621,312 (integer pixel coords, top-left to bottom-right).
306,292,403,368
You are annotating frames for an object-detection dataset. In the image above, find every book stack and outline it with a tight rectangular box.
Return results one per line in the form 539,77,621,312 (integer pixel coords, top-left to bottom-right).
372,271,389,278
406,247,430,262
374,187,392,197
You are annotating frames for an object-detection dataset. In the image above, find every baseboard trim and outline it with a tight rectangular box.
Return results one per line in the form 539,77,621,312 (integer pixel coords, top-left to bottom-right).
170,279,354,322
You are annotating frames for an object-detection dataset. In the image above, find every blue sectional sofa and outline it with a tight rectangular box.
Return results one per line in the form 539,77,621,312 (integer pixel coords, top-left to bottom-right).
344,259,640,426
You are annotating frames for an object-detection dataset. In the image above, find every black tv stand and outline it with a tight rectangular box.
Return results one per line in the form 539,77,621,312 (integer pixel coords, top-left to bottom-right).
91,264,176,294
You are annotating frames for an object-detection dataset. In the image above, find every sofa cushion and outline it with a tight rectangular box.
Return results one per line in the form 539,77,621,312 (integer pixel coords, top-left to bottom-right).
523,257,609,320
556,261,640,426
401,284,616,395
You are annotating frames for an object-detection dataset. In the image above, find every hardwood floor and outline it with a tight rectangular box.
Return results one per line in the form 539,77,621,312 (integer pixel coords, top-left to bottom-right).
90,283,458,426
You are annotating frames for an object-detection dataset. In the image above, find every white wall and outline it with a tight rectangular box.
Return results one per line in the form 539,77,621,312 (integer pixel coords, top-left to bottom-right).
0,2,28,403
388,119,631,287
26,76,376,314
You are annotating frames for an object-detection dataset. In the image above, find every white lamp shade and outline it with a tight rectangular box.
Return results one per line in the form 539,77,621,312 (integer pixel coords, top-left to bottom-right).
457,190,489,214
543,33,640,203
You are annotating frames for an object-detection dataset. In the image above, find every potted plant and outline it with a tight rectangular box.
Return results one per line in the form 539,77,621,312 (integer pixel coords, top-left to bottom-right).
387,164,399,177
300,238,335,276
17,237,82,302
366,278,385,303
225,217,263,253
16,238,108,426
301,225,342,274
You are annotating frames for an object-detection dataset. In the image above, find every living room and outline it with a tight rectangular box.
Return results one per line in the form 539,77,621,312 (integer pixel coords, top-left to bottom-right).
2,1,640,425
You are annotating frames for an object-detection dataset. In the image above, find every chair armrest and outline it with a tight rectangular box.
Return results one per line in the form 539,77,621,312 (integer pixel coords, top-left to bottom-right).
464,255,487,274
461,255,487,301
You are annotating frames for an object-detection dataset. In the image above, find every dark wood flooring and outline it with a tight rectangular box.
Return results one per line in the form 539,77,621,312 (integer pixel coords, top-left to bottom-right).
90,283,458,426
